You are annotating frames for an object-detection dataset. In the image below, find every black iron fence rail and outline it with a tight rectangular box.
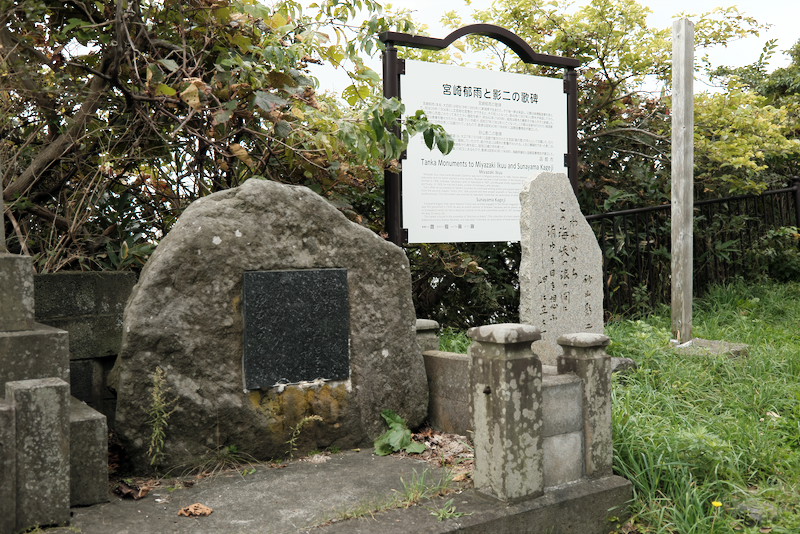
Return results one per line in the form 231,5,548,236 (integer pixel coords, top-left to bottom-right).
585,179,800,317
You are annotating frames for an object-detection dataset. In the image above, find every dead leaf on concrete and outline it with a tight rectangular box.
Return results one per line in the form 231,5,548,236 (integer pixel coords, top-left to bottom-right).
113,480,151,500
178,503,214,517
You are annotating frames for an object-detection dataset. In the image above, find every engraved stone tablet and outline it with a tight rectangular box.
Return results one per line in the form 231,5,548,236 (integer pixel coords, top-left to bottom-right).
519,172,603,366
243,269,349,389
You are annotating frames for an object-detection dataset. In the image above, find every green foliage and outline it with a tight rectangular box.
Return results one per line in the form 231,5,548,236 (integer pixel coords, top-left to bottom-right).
373,409,426,456
397,468,454,506
0,0,448,270
147,366,177,470
4,0,797,328
173,444,259,477
609,281,800,532
323,467,454,524
749,226,800,282
427,498,471,521
694,87,800,194
286,414,324,459
439,328,471,353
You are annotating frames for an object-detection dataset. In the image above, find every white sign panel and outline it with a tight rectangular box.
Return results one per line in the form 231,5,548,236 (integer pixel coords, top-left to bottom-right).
401,59,568,243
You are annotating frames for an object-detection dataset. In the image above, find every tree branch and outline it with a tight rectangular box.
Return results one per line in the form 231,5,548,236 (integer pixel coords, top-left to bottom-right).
3,55,113,201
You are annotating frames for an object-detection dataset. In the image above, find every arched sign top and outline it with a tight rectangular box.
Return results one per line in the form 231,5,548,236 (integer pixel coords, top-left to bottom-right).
378,24,579,69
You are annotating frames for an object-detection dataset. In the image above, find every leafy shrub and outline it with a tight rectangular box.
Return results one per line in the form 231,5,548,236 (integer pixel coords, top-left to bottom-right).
750,226,800,281
373,410,426,456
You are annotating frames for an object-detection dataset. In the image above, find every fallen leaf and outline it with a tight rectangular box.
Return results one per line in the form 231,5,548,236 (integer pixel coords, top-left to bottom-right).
178,503,213,517
114,480,150,500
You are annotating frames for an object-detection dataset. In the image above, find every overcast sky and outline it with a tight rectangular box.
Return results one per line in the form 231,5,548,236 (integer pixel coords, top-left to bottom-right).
392,0,799,70
307,0,799,94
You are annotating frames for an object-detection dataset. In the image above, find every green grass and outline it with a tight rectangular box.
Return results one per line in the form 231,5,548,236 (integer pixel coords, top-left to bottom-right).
608,280,800,533
319,468,456,525
439,327,471,353
437,280,800,533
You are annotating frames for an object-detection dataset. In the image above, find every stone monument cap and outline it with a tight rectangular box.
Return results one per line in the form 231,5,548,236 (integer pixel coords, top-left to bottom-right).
415,319,440,332
467,323,542,344
557,332,610,348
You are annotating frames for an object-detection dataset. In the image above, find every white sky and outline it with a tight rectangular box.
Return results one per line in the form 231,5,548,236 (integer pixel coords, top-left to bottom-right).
391,0,799,70
311,0,800,95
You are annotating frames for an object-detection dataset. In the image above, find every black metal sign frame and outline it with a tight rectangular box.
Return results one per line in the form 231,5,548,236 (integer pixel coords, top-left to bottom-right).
379,24,580,246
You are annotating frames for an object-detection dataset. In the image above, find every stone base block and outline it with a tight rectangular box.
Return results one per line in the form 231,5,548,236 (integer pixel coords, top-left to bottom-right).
422,350,470,435
70,397,109,506
0,324,69,385
542,373,582,437
7,378,70,531
0,400,16,534
543,431,584,487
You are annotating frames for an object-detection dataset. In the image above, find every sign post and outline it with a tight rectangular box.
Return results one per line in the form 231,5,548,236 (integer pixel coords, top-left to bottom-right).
671,18,694,343
379,25,579,246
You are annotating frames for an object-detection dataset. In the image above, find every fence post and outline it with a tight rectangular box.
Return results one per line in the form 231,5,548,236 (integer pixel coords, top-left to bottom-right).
793,177,800,229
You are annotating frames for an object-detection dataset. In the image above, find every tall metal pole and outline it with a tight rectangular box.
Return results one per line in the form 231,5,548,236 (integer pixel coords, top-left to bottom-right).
565,67,579,195
671,18,694,343
382,43,403,246
793,176,800,228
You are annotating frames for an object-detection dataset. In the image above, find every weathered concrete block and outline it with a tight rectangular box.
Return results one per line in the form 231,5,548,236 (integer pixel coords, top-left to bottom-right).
34,271,136,361
543,431,584,488
423,350,470,435
415,319,440,353
7,378,70,531
0,400,16,534
0,254,35,332
70,397,108,506
557,333,613,478
0,325,69,386
469,323,543,501
541,373,583,437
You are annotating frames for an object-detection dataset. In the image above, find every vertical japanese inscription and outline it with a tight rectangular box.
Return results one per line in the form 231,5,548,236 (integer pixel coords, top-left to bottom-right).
520,172,603,365
536,203,596,336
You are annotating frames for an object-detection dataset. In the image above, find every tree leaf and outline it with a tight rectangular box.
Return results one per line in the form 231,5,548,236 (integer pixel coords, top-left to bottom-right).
405,441,426,454
254,91,288,112
158,59,180,72
274,120,292,138
230,143,255,168
156,84,177,96
267,71,298,89
180,84,201,110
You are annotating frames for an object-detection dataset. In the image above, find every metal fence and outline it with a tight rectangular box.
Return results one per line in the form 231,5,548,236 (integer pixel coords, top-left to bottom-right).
586,179,800,317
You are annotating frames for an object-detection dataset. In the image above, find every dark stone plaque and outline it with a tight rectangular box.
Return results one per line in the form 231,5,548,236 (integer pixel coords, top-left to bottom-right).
242,269,349,389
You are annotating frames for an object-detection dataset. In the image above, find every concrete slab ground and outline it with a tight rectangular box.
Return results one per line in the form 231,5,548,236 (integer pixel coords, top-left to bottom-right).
43,450,630,534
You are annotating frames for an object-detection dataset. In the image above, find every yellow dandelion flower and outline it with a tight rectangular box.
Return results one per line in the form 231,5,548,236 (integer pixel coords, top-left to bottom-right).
712,501,722,508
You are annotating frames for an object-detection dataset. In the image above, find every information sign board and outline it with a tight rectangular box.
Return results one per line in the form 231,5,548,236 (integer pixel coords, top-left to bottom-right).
401,59,568,243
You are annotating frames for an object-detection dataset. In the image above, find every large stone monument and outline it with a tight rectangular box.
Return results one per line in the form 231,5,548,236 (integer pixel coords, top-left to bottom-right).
519,172,604,366
112,178,428,470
